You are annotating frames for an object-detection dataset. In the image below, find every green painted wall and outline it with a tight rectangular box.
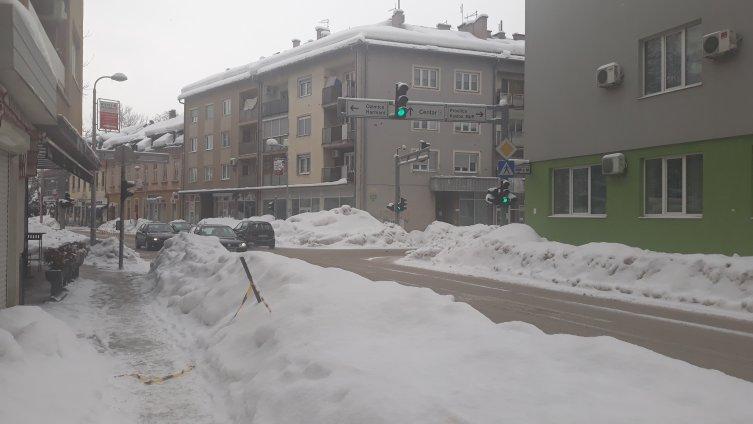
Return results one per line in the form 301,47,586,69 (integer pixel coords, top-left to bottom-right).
526,135,753,256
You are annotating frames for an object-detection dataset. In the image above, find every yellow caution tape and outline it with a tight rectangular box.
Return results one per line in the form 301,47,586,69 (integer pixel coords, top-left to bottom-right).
116,364,195,385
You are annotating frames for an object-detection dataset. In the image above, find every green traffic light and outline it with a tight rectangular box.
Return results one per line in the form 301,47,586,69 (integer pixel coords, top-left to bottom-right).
396,107,407,118
501,196,510,205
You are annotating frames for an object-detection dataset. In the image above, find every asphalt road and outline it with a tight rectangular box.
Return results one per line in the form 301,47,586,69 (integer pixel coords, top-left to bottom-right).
273,248,753,383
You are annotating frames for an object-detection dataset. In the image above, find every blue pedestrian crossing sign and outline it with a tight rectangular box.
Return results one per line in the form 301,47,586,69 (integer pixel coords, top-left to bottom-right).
498,160,515,177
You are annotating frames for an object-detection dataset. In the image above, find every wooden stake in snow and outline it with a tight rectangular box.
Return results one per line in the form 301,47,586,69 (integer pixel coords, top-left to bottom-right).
233,256,271,319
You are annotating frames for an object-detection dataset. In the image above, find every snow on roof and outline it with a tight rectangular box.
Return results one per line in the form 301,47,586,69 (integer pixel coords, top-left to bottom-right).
144,115,184,137
100,115,184,151
179,21,524,100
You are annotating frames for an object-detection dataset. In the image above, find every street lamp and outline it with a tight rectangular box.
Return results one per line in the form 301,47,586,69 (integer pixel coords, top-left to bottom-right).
266,138,290,218
90,73,127,244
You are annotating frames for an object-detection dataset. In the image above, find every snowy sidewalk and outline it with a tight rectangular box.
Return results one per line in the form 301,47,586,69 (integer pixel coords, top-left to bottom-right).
43,265,227,423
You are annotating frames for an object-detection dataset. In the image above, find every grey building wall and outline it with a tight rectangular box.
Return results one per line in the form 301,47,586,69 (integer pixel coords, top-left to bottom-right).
525,0,753,162
361,46,498,229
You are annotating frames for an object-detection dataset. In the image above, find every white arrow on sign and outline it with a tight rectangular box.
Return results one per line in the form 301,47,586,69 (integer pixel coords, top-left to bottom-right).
446,105,489,123
344,99,390,118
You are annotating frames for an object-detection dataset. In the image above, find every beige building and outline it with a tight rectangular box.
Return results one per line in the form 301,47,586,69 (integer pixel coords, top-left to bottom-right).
1,0,97,307
179,11,524,230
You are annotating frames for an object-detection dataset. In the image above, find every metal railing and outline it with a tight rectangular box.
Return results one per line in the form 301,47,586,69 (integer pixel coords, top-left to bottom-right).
322,125,356,145
497,92,525,108
322,85,341,106
322,166,354,183
239,108,257,123
261,99,289,117
262,135,289,153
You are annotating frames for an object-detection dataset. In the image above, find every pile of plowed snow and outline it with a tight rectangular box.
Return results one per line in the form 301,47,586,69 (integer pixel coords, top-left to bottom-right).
27,217,87,254
402,222,753,314
99,218,151,235
146,233,753,423
85,237,148,273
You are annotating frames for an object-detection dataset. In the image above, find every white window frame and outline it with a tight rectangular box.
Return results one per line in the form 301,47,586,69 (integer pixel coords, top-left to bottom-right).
641,22,702,97
411,149,440,172
643,155,703,217
222,98,232,116
298,76,312,98
454,70,481,93
297,115,311,137
205,104,214,120
411,120,439,132
453,150,480,174
412,66,440,90
204,166,213,182
454,122,480,134
205,134,214,150
551,166,607,217
221,131,230,148
190,108,198,124
297,154,311,175
190,137,198,152
188,167,197,183
221,164,230,180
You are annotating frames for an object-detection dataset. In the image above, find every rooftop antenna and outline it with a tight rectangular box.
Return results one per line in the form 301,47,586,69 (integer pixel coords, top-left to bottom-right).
464,9,479,22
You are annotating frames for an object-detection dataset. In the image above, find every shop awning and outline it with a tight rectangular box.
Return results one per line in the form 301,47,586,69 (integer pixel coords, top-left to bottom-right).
37,115,99,183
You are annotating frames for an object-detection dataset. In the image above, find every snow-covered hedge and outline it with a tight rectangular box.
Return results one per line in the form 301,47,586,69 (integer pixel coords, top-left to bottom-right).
403,222,753,314
146,233,753,423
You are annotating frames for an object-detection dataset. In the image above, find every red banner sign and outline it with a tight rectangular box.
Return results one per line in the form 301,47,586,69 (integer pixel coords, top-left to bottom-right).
98,99,120,131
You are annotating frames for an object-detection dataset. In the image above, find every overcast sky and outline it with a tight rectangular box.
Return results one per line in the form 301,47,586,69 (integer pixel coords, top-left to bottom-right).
83,0,525,127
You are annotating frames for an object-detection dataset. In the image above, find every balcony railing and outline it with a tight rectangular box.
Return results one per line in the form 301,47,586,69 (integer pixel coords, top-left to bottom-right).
322,125,356,146
497,92,525,108
239,138,258,156
262,173,288,186
322,166,355,183
239,107,258,123
261,99,289,117
262,135,289,153
322,85,342,106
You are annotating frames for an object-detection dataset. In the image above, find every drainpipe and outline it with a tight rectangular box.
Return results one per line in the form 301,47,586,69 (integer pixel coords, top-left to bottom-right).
256,77,263,216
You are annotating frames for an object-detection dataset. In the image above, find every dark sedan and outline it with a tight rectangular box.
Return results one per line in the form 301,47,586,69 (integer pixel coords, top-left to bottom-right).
193,224,248,252
170,220,192,233
135,222,176,250
233,220,275,249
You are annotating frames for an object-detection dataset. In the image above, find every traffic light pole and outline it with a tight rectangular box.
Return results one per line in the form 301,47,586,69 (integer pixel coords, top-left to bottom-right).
118,146,126,270
394,153,401,225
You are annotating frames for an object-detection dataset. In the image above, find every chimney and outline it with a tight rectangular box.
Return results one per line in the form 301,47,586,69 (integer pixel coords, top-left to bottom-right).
168,109,176,119
292,38,301,48
391,9,405,27
512,33,525,41
458,13,491,39
315,26,330,39
492,20,506,39
436,22,451,30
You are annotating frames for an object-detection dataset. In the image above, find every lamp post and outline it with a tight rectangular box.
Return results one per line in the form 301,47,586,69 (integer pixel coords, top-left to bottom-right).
90,73,127,244
266,138,290,218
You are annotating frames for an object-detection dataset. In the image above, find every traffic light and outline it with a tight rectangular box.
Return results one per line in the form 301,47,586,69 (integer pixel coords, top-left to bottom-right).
396,197,407,212
419,140,431,150
500,179,512,206
394,82,410,119
266,200,276,212
386,202,395,212
485,187,499,205
120,179,136,201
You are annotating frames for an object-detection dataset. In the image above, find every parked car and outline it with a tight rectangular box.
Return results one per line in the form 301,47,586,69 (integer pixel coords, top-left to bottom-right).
233,220,276,249
169,219,192,233
135,222,177,250
193,224,248,252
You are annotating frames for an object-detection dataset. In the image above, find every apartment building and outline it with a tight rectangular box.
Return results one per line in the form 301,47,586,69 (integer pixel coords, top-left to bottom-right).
100,114,184,222
179,10,524,230
0,0,97,307
525,0,753,255
67,169,106,225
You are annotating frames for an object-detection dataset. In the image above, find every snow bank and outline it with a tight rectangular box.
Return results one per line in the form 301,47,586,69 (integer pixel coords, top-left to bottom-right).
147,234,753,423
274,206,409,248
0,306,132,424
99,218,151,235
402,222,753,315
85,237,148,273
27,217,87,254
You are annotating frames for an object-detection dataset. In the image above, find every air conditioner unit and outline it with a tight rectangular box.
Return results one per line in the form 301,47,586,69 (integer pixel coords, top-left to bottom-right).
703,30,739,59
596,62,623,88
37,0,68,22
331,150,341,158
230,157,238,166
602,153,627,175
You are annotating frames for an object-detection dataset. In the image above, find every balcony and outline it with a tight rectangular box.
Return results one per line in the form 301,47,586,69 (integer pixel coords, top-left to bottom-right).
262,135,289,153
322,85,342,107
497,92,524,109
261,99,289,117
322,125,356,148
239,107,258,123
262,173,288,186
322,166,354,183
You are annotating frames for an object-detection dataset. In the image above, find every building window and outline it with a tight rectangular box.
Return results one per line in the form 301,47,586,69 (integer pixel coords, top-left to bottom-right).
174,164,180,181
297,154,311,175
190,137,198,152
221,131,230,148
455,71,480,93
298,76,312,97
70,37,80,82
644,154,702,216
412,150,439,172
190,108,198,124
189,167,197,183
241,164,250,176
262,116,289,139
204,166,213,181
153,164,159,182
413,66,439,89
453,151,479,173
205,104,214,120
643,22,702,96
454,122,479,133
297,115,311,137
221,164,230,180
223,99,232,116
205,134,214,150
552,165,607,216
412,120,439,131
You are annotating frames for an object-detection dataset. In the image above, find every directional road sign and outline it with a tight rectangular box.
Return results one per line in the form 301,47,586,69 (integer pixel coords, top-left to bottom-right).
343,98,390,118
447,104,494,123
498,160,515,178
341,97,504,123
410,102,446,121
